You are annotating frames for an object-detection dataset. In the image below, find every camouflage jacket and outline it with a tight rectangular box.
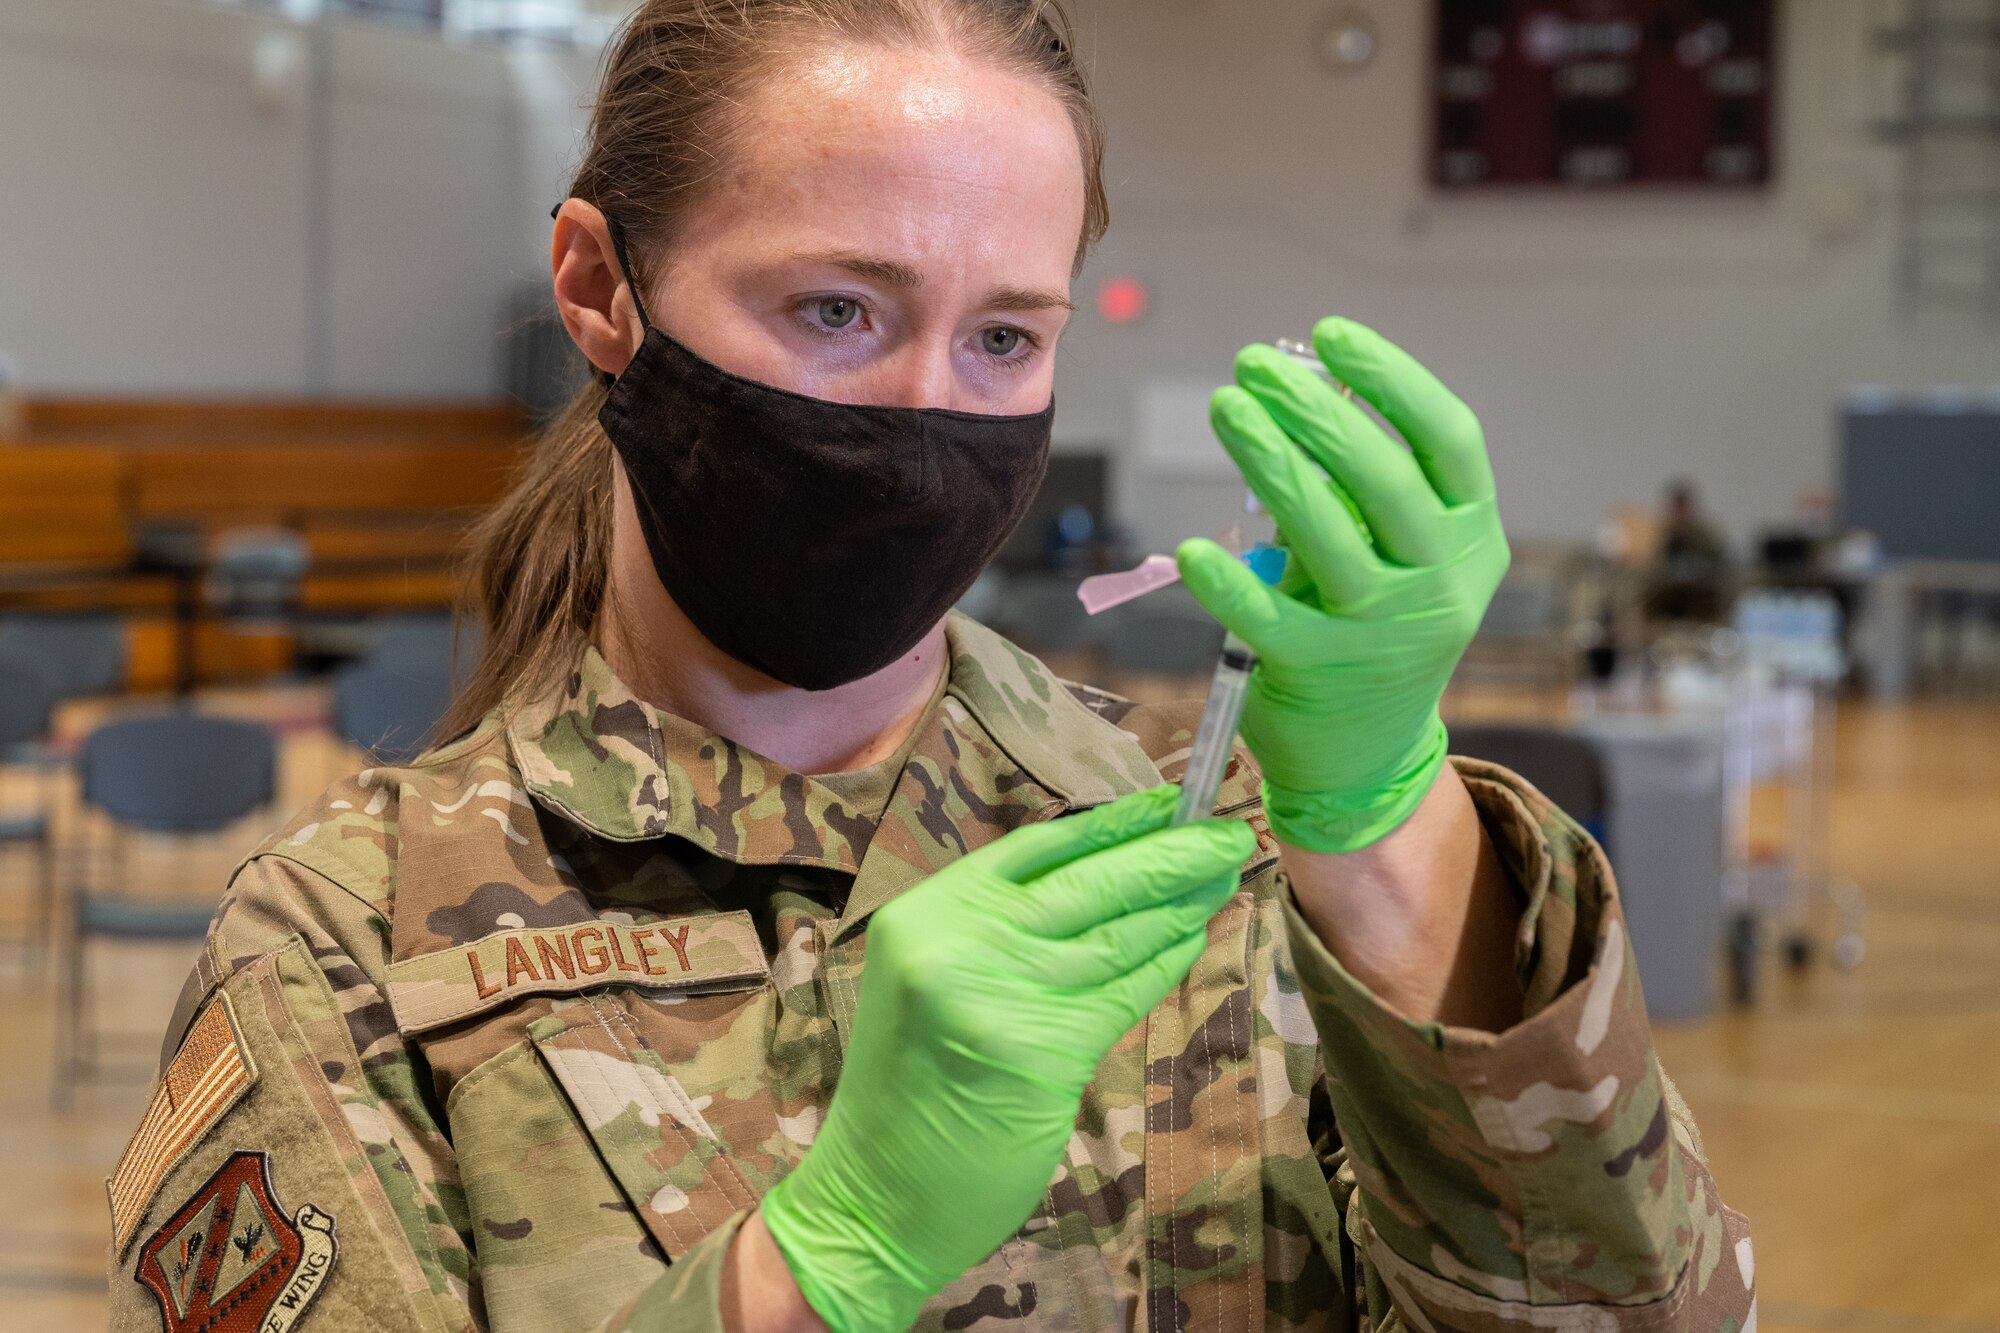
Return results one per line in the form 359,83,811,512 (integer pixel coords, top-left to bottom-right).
108,613,1753,1333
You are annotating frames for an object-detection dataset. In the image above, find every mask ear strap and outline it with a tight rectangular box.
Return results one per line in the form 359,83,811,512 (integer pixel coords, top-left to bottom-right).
601,215,657,335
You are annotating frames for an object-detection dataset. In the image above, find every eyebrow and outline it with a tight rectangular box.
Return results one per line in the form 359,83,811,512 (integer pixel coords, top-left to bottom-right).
787,247,1075,314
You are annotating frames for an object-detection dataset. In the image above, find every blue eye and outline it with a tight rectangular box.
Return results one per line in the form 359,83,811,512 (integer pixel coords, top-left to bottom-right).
982,327,1023,357
814,297,859,329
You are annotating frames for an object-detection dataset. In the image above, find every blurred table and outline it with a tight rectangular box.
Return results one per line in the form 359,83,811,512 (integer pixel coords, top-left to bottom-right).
1570,709,1728,1022
1859,558,2000,701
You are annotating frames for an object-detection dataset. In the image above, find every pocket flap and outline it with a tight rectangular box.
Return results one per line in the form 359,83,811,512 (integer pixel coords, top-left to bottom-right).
529,998,766,1258
386,913,768,1034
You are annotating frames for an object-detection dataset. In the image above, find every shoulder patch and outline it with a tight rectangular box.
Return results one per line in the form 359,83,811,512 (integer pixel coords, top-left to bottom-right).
135,1150,338,1333
110,994,258,1257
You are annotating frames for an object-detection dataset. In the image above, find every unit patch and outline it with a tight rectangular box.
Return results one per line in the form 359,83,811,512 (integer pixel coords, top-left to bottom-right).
135,1151,338,1333
111,994,257,1255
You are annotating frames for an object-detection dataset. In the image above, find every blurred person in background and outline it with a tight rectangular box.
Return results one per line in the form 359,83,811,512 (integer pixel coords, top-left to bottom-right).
1647,478,1732,624
107,2,1752,1331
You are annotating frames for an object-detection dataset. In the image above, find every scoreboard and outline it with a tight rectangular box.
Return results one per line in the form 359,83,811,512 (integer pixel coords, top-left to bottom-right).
1431,1,1775,188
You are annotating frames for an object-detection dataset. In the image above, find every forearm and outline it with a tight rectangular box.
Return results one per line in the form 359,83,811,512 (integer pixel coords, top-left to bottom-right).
1280,762,1522,1031
597,1210,825,1333
724,1213,828,1333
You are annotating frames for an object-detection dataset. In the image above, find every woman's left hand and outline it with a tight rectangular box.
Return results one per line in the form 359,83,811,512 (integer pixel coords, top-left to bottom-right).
1177,317,1510,854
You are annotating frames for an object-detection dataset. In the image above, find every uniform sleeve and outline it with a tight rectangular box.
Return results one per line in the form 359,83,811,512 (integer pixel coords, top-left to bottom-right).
108,855,481,1333
592,1213,746,1331
1291,759,1756,1332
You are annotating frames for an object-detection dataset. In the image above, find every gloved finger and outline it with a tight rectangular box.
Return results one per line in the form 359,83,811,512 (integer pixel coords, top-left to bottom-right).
1016,873,1237,988
1311,317,1496,507
1234,345,1450,567
1012,817,1256,939
1211,387,1383,608
1176,538,1317,655
970,784,1178,884
1088,928,1211,1034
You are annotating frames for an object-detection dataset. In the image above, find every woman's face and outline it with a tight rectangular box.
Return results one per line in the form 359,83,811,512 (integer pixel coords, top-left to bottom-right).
637,43,1086,415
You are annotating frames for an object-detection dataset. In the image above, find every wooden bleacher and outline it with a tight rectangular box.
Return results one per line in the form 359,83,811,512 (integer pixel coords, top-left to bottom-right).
0,397,530,688
0,448,131,569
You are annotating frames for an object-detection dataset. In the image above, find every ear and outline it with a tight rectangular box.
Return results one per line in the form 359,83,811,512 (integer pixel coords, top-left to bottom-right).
550,199,647,379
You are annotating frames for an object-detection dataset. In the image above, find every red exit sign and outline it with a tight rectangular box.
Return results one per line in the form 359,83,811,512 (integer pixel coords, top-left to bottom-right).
1432,2,1775,187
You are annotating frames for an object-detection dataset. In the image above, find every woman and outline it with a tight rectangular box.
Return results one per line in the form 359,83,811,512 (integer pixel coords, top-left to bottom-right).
108,3,1753,1331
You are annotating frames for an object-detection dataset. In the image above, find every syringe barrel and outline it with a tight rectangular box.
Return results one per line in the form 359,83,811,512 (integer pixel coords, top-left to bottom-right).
1275,336,1354,400
1171,633,1258,825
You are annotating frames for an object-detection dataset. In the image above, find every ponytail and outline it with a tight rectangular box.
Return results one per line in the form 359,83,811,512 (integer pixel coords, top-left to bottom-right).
438,382,614,742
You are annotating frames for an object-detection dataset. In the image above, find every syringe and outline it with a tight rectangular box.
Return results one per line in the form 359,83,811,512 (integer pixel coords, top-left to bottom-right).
1165,336,1335,825
1275,337,1355,401
1172,632,1259,825
1173,488,1288,826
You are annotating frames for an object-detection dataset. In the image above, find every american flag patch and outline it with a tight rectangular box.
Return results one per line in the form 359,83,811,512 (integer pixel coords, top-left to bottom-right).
109,993,257,1257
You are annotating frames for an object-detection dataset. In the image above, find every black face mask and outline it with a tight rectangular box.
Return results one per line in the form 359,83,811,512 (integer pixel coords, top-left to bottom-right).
591,217,1053,692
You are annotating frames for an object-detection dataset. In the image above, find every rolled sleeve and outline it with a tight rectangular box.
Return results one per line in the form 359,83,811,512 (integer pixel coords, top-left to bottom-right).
595,1211,747,1332
1290,759,1755,1330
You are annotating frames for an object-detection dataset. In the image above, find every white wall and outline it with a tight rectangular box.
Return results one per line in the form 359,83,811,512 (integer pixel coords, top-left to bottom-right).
1060,0,2000,547
3,0,1993,546
0,0,594,397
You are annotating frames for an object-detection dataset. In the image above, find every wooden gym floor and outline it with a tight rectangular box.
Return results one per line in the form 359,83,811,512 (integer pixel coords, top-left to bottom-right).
0,685,1993,1329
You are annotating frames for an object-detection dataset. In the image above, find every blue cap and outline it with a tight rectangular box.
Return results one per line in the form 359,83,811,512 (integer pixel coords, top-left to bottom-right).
1242,543,1289,587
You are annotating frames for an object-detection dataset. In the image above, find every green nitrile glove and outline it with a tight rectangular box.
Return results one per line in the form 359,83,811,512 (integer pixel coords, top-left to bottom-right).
1176,317,1510,853
758,785,1255,1333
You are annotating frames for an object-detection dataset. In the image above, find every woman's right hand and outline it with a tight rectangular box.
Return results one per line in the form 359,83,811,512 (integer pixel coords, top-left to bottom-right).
755,785,1256,1333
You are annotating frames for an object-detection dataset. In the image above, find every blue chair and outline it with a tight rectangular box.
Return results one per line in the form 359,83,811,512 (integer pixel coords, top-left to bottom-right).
56,714,279,1103
0,654,59,960
332,661,454,765
367,613,482,690
0,613,126,701
206,528,311,626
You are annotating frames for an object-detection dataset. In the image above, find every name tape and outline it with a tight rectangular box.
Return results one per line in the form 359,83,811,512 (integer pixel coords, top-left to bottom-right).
386,913,768,1033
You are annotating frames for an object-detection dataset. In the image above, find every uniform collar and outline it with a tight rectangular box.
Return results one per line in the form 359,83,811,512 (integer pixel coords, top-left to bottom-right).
506,614,1162,890
939,612,1163,807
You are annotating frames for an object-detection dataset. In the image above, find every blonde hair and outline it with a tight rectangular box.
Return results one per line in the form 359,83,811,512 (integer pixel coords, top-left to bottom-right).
440,0,1107,741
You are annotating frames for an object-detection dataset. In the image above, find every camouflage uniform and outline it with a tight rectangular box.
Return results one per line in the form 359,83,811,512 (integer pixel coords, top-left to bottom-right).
107,613,1754,1332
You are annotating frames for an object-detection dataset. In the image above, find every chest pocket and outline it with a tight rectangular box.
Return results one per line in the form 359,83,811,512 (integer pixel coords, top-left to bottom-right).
529,985,776,1258
388,913,779,1264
